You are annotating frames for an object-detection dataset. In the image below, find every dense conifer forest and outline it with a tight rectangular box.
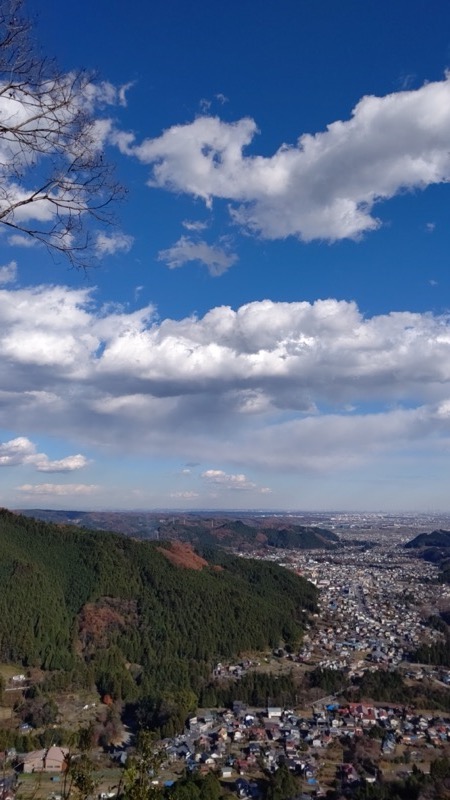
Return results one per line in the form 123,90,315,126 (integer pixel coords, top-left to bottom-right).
0,509,317,719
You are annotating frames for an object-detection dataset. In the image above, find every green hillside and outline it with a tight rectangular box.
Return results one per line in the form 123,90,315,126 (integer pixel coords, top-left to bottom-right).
0,509,317,706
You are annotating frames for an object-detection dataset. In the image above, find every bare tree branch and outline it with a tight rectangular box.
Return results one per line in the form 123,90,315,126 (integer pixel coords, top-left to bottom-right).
0,0,125,267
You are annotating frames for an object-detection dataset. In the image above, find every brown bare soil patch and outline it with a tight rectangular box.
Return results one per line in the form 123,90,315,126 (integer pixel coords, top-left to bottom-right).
77,598,137,653
157,541,209,570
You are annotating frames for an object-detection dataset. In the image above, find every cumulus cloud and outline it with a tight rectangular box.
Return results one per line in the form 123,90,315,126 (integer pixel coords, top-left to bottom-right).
128,75,450,242
158,236,237,276
31,454,89,473
0,437,35,466
3,283,450,475
95,232,134,256
17,483,99,496
0,436,89,472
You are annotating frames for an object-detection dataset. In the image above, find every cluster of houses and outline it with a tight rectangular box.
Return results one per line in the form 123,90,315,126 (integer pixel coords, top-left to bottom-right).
160,705,323,793
11,700,450,798
9,706,445,792
153,700,450,793
174,701,450,759
326,701,450,752
240,531,450,675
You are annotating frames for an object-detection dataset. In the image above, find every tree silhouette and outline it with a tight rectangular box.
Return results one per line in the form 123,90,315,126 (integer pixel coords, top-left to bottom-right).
0,0,123,266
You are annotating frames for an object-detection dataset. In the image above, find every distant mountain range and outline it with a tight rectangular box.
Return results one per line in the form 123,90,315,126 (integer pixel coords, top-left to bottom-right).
17,509,340,551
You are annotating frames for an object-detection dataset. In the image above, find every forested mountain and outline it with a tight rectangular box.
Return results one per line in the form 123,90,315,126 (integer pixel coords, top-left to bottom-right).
0,509,317,710
18,508,339,550
405,529,450,549
404,529,450,583
160,518,339,550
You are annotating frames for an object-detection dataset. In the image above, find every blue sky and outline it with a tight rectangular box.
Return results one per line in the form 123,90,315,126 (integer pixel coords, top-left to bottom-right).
2,0,450,510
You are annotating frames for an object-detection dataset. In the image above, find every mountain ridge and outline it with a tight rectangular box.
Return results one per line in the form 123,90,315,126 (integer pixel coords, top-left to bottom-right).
16,508,339,550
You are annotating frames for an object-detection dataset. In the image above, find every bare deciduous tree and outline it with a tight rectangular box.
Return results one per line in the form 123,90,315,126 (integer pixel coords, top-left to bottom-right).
0,0,124,266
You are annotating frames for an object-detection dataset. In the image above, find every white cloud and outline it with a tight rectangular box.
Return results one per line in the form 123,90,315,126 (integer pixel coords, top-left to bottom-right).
158,235,238,276
201,469,258,491
82,79,125,112
201,469,271,494
0,437,35,466
17,483,99,496
8,235,39,248
0,261,17,285
3,184,58,224
130,75,450,241
0,436,89,472
4,283,450,477
95,232,134,256
31,454,89,473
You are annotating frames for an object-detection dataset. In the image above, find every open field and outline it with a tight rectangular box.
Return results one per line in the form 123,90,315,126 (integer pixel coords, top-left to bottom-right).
17,766,124,800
